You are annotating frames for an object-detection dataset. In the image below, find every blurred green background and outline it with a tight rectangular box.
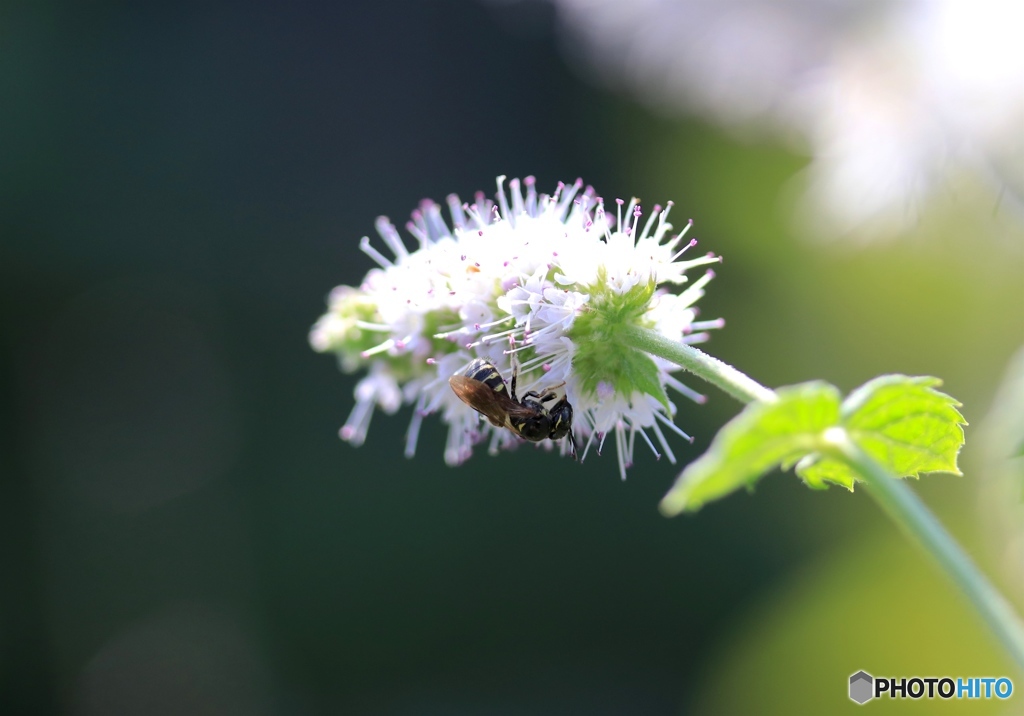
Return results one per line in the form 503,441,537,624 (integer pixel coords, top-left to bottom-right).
3,1,1023,714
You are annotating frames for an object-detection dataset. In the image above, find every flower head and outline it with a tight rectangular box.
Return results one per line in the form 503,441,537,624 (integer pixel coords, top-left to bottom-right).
311,176,721,478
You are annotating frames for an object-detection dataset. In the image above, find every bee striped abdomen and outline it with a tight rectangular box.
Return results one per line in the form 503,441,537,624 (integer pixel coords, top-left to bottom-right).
461,359,508,396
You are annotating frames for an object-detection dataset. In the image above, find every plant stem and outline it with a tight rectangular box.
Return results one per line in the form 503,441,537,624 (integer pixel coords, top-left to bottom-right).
826,433,1024,671
621,325,776,404
623,323,1024,670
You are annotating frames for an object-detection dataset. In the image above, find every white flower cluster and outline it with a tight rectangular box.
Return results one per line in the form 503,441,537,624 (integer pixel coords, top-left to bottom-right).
311,176,721,478
536,0,1024,237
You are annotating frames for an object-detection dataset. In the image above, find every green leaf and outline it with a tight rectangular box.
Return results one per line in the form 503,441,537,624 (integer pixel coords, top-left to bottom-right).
660,373,968,516
841,375,966,478
624,349,671,411
660,382,841,515
794,454,858,490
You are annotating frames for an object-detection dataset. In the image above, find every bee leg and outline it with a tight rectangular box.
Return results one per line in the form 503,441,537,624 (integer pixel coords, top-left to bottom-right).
567,428,578,461
507,335,522,401
522,389,556,404
523,381,566,405
532,382,567,404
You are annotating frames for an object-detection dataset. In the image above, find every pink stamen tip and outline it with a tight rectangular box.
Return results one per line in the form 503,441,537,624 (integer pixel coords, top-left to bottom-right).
616,198,624,206
478,230,484,236
394,340,406,349
542,363,552,371
460,255,466,261
340,426,355,440
633,206,642,216
688,436,695,444
707,269,716,279
473,323,481,330
426,358,436,364
465,343,473,349
688,239,698,248
695,395,707,404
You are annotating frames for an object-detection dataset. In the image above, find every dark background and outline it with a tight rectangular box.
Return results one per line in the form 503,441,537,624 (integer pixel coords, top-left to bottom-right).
4,2,1021,714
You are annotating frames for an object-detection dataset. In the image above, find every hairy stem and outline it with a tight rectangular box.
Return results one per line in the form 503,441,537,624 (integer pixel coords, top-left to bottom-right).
621,325,776,404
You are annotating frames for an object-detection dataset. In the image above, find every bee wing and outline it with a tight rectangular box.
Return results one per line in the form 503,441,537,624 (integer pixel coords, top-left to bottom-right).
503,402,545,419
449,375,514,428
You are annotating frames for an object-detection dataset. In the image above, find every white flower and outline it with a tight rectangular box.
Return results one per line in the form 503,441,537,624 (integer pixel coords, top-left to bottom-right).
311,176,721,478
796,0,1024,235
517,0,1024,238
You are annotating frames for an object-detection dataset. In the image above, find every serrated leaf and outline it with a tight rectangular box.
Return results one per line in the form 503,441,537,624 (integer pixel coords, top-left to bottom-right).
660,382,841,515
841,375,966,479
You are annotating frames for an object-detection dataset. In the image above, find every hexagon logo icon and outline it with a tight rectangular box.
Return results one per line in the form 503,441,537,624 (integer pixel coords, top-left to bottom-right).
850,671,874,704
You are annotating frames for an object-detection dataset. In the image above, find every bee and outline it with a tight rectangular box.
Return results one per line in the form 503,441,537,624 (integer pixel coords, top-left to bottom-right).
449,358,578,459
